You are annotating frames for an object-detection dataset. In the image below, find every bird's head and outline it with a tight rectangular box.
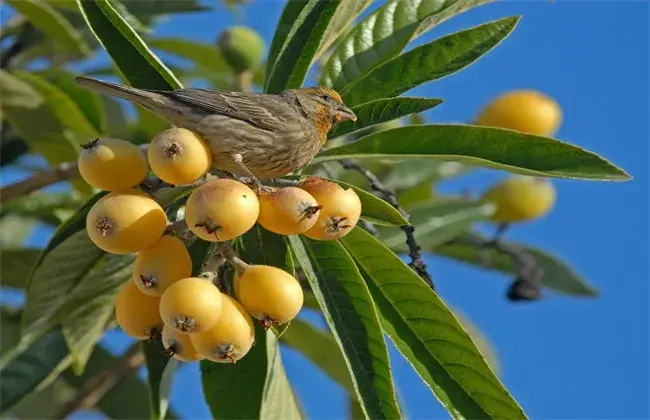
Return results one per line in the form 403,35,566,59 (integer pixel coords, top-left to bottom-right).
288,87,357,134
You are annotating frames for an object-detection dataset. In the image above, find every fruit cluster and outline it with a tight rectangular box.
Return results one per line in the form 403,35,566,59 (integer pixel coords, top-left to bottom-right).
78,127,362,363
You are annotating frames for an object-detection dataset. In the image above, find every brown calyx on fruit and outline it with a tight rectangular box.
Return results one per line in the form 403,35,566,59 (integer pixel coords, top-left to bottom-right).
261,316,275,330
218,343,237,363
96,217,113,236
139,274,158,290
161,343,178,358
173,316,197,333
147,326,162,342
81,138,100,150
327,216,351,233
301,204,322,220
194,221,222,240
163,142,182,157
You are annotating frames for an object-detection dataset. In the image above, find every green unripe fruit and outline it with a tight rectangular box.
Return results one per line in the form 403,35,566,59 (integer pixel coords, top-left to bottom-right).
217,26,265,73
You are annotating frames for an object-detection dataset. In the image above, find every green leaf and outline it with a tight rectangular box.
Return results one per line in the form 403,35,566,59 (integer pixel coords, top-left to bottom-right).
319,0,494,90
453,310,500,375
329,97,443,139
6,0,90,56
13,71,99,139
433,234,599,296
59,254,135,373
237,224,295,274
22,231,105,335
288,176,408,226
264,0,341,93
0,328,71,414
288,236,401,419
143,340,178,420
0,70,81,173
340,228,526,419
280,319,353,393
340,17,519,106
121,0,209,19
77,0,182,90
266,0,311,82
1,192,82,225
382,160,468,191
380,200,495,251
260,331,303,420
0,249,41,289
148,38,233,87
38,69,107,134
0,215,34,248
313,0,373,61
202,326,301,419
316,124,631,181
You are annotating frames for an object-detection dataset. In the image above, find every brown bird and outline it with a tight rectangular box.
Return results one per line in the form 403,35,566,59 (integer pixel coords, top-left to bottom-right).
75,76,356,185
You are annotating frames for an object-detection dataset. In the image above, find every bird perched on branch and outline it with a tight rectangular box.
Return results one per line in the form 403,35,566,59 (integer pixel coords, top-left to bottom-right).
75,76,356,185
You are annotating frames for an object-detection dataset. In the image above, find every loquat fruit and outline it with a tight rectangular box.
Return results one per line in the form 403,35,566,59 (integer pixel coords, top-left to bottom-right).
115,280,162,340
482,175,557,223
133,235,192,296
475,90,562,137
235,265,303,328
78,138,148,191
159,277,223,334
185,179,259,242
147,127,213,185
86,189,167,254
190,294,255,363
162,324,202,362
300,178,362,240
257,187,321,235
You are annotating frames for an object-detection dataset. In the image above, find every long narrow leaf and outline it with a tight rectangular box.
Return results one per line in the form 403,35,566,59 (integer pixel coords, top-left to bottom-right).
143,340,178,420
316,124,631,180
380,200,495,251
77,0,182,90
320,0,494,90
265,0,341,93
6,0,90,56
329,97,442,139
340,227,527,419
201,325,301,419
288,236,401,419
340,17,519,106
280,319,354,393
434,234,599,296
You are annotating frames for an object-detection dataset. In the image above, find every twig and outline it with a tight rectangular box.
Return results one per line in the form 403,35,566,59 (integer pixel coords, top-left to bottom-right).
339,160,434,289
454,235,543,301
0,160,80,204
54,344,145,420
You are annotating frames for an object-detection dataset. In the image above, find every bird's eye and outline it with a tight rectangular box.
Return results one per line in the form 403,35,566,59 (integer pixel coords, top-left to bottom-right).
320,95,331,102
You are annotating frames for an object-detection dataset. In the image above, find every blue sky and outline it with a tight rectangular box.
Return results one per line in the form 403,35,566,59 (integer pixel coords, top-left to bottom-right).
3,1,649,419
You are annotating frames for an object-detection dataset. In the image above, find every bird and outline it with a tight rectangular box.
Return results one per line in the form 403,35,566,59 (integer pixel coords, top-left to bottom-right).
74,76,356,187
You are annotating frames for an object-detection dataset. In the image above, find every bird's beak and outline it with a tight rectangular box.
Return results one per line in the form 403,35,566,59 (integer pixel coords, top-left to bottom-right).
335,105,357,122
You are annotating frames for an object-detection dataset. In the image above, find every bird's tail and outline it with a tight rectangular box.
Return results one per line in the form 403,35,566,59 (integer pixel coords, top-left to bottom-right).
75,76,169,110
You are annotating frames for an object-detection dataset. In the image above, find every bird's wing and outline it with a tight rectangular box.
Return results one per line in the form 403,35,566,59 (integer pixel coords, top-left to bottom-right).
162,89,291,132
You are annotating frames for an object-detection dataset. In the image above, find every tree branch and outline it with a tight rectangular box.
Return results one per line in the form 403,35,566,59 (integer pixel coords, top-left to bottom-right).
339,160,434,290
0,160,80,204
54,344,145,420
452,234,543,301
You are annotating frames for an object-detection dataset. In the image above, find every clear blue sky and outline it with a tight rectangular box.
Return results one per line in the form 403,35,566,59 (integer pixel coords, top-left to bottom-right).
6,1,650,419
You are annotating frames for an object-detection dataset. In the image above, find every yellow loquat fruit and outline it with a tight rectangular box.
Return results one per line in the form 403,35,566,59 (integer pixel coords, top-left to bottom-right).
78,138,148,191
133,235,192,296
257,187,321,235
162,324,203,362
300,178,362,240
482,175,557,223
159,277,223,334
185,179,259,242
147,127,213,185
86,189,167,254
115,280,163,340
